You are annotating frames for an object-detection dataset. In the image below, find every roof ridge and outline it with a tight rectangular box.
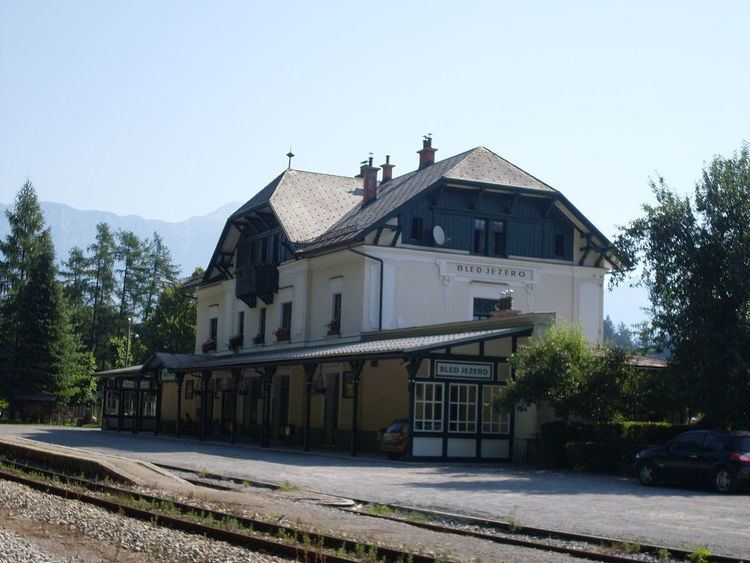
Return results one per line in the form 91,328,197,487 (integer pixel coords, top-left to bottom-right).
473,145,558,193
286,168,361,181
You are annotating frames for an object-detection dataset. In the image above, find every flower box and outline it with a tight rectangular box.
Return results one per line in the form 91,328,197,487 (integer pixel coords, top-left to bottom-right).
326,319,340,336
274,327,290,342
228,334,244,352
201,338,217,353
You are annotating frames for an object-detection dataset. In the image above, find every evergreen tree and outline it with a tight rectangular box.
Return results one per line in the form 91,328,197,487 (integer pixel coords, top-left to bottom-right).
115,230,149,323
0,180,46,353
60,246,89,308
141,232,179,321
86,223,117,359
60,246,91,337
13,231,66,395
0,179,45,299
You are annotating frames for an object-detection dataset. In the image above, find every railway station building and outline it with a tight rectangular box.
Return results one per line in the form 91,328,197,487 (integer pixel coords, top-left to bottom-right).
98,137,617,461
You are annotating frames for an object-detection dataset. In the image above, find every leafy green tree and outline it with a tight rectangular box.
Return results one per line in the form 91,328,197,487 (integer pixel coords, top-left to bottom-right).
503,323,595,420
502,322,670,422
613,144,750,427
139,268,199,356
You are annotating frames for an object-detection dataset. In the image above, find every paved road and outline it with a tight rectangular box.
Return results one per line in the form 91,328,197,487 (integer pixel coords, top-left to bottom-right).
1,425,748,557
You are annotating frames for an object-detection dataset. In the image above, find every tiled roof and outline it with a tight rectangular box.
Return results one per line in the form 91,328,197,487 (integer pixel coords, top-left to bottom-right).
207,143,613,269
269,170,362,242
229,169,362,243
444,146,554,192
300,146,558,251
167,326,531,372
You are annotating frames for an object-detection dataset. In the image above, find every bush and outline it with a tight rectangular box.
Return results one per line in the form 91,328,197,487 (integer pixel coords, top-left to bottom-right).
542,421,698,472
565,441,654,474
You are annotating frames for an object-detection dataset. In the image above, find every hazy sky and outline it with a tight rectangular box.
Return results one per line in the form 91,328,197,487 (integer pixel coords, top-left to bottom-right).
1,1,748,324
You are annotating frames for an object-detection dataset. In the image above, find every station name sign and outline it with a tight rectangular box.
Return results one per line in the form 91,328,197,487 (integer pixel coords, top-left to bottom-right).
434,360,494,380
443,261,534,283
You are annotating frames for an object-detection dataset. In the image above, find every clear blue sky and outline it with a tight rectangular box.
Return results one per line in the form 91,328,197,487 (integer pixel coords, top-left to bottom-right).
1,1,748,324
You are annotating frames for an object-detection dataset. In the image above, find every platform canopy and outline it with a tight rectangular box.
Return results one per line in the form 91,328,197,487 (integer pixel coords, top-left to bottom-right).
97,325,534,378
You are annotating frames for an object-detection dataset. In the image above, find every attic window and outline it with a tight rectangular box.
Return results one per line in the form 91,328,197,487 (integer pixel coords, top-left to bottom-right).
410,217,423,241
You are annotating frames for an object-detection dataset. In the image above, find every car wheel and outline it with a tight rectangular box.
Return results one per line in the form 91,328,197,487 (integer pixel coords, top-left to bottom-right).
713,467,737,493
638,461,658,486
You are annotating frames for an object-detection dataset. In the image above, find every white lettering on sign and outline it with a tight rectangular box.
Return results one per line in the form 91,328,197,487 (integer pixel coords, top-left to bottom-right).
435,361,494,380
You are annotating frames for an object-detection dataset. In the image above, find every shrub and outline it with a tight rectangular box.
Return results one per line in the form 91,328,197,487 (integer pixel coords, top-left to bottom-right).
542,420,698,471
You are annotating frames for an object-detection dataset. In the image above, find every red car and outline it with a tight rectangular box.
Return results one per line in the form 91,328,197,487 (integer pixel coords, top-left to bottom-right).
381,419,409,460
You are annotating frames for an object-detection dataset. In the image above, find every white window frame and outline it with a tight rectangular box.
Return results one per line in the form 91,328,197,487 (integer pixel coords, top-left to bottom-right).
448,383,478,433
414,382,443,432
482,385,511,434
123,390,136,417
106,392,119,415
141,392,156,417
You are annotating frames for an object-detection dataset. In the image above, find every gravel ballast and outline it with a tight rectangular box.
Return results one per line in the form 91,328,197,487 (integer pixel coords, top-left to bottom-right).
0,526,59,563
0,479,288,562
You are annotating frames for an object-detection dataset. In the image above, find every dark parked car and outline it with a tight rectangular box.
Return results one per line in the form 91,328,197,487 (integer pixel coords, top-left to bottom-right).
635,430,750,493
380,419,408,460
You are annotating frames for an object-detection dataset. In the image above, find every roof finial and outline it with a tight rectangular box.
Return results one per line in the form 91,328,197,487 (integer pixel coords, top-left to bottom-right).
286,147,295,169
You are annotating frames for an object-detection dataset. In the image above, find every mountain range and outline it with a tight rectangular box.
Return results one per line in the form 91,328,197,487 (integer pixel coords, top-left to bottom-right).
0,199,645,325
0,201,242,277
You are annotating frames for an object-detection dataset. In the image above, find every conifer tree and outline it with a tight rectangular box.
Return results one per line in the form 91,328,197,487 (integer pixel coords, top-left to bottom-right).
0,179,45,299
0,180,46,353
13,231,66,395
141,232,179,321
115,229,149,323
86,223,117,358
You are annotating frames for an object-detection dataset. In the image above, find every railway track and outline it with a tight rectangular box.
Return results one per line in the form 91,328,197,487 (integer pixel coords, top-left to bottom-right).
0,457,743,562
158,462,748,563
0,459,425,563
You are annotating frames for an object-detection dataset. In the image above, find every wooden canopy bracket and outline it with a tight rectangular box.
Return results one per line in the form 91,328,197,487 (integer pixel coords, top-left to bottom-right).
543,197,557,218
472,188,487,210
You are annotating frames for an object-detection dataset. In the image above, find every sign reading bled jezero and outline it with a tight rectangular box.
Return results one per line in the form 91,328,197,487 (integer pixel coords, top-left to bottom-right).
435,360,494,380
442,261,534,283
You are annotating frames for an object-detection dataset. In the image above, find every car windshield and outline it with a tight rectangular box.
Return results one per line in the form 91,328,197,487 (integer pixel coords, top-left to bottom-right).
386,421,405,433
734,436,750,453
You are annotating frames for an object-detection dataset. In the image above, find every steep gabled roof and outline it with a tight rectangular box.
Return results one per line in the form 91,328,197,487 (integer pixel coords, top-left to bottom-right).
204,169,361,282
204,144,616,280
300,146,561,251
228,169,362,242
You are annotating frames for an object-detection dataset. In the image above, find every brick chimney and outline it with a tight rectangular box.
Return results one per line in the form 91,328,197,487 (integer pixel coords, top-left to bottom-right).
381,155,395,184
362,155,379,206
417,135,437,170
355,160,367,178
